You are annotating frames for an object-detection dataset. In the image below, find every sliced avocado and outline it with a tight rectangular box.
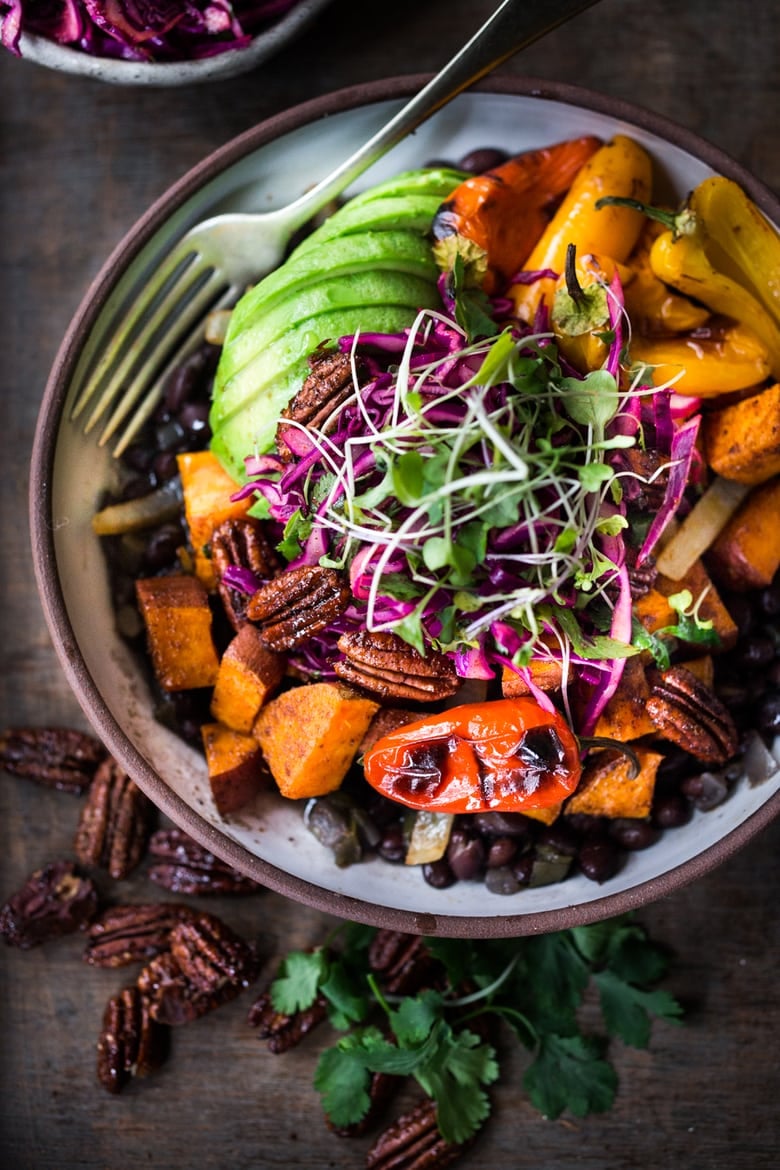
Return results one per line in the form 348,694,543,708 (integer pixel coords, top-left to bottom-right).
210,302,422,479
217,268,436,389
289,195,444,258
226,229,438,340
342,167,467,206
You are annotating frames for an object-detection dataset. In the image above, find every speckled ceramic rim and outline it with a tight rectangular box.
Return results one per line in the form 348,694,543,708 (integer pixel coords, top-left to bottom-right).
31,76,780,937
17,0,334,87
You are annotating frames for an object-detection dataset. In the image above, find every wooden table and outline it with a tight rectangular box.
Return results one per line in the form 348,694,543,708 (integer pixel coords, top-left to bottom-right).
1,1,778,1166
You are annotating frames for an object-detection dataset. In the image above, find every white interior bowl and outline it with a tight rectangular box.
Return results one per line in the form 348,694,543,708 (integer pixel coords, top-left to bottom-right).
31,77,780,936
16,0,333,86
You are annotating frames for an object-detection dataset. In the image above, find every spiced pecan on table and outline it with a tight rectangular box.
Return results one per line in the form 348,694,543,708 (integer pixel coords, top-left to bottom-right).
646,664,739,764
210,516,282,630
335,630,461,703
246,564,350,651
147,827,262,895
368,929,442,997
0,726,106,794
97,985,168,1094
366,1098,471,1170
137,911,258,1026
247,988,328,1053
74,757,155,880
0,859,98,949
84,902,198,968
275,349,360,460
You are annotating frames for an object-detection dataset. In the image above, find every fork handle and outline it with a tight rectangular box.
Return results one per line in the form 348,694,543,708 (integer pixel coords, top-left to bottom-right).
280,0,600,229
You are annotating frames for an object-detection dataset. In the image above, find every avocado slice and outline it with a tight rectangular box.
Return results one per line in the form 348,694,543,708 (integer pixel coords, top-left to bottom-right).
209,303,422,479
288,195,444,258
217,268,436,390
225,229,438,341
341,167,467,206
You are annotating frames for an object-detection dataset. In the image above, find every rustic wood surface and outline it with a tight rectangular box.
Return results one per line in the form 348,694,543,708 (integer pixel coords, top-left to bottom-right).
1,1,778,1166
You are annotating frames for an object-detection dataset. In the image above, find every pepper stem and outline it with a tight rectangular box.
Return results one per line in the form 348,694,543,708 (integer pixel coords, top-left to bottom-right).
564,242,585,303
578,735,641,779
594,195,698,239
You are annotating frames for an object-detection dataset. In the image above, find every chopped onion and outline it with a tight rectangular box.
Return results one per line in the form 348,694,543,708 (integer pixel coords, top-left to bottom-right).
654,476,750,580
91,478,183,535
742,729,780,788
405,810,454,866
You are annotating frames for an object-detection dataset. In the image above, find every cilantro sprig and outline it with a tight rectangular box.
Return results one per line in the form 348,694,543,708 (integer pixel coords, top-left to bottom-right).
265,916,683,1144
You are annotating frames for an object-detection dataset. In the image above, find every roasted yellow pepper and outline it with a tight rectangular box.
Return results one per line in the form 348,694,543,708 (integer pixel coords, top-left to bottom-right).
630,320,772,396
509,135,652,325
623,221,711,336
550,250,631,373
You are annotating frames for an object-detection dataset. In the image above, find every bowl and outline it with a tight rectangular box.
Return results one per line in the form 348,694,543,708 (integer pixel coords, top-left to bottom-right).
30,77,780,937
15,0,334,86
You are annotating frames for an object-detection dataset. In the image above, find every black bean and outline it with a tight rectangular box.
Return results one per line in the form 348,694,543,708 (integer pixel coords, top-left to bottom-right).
119,473,156,502
484,865,521,896
155,418,187,454
142,523,183,572
536,823,579,857
121,443,156,473
735,635,776,670
652,793,691,829
445,829,485,882
511,853,534,885
377,824,406,864
722,593,755,638
608,818,659,851
757,692,780,737
470,811,533,840
578,839,620,883
759,579,780,617
152,451,181,483
422,859,456,889
178,401,211,440
457,147,510,174
485,836,518,869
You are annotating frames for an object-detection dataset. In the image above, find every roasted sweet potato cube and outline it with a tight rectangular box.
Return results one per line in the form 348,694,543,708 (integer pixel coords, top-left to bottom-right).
594,656,656,741
135,575,220,691
522,802,563,826
501,657,567,697
706,477,780,591
210,625,286,733
177,451,249,590
655,560,738,652
254,682,380,800
632,588,675,635
566,746,664,819
201,722,267,815
703,382,780,485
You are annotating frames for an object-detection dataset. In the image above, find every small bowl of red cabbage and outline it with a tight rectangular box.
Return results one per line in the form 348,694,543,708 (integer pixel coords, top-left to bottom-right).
2,0,334,85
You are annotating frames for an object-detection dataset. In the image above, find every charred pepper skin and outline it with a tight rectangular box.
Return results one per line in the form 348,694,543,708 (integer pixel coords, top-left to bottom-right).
363,697,582,815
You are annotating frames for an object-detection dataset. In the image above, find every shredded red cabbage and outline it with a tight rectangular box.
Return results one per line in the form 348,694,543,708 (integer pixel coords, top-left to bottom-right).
1,0,300,59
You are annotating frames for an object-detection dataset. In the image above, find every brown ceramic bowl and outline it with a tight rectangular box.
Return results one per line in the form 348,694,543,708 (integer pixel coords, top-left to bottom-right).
30,77,780,937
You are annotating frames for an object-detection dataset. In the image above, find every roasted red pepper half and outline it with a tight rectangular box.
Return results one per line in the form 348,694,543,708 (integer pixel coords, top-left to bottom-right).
363,698,582,815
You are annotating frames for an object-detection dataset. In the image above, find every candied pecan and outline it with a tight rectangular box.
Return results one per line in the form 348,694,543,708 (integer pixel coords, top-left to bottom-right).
647,664,739,764
366,1099,470,1170
335,630,460,703
84,902,197,968
211,516,282,630
0,859,98,948
147,827,262,895
247,989,328,1053
246,565,350,651
97,985,168,1094
276,349,358,460
137,913,257,1026
368,930,441,996
0,726,106,794
74,757,155,880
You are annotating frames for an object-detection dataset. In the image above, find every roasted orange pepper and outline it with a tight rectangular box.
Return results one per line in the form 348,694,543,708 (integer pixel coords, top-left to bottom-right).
630,320,771,396
363,697,582,814
509,135,652,325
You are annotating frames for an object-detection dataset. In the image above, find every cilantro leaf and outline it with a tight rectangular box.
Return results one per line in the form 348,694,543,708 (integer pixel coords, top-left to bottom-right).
412,1022,499,1144
313,1030,379,1128
386,989,445,1047
517,933,590,1036
594,970,684,1048
524,1033,618,1118
270,949,328,1015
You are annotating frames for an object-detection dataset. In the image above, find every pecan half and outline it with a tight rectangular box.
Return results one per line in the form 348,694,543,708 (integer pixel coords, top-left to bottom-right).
246,565,350,651
647,664,739,764
97,985,168,1094
147,827,262,895
276,349,358,460
335,630,460,703
0,726,106,794
84,902,197,968
366,1099,470,1170
137,913,258,1026
368,930,441,996
0,859,98,948
247,989,328,1053
211,516,281,630
74,757,155,880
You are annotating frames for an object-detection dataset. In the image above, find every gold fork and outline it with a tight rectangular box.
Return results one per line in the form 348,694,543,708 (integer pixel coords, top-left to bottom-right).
70,0,598,456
